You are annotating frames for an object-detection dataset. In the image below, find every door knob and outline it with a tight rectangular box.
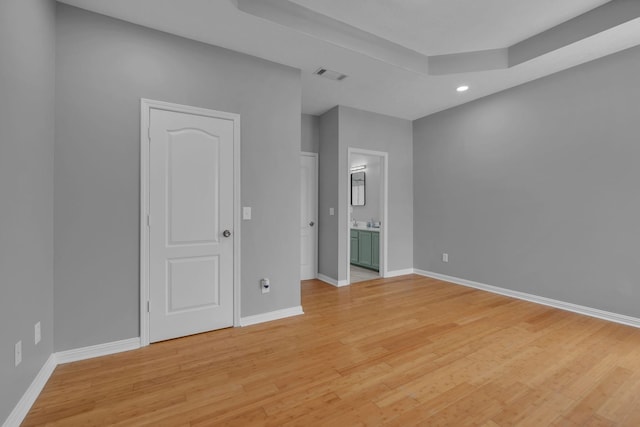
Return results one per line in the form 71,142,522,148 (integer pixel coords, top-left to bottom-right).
223,230,231,238
309,221,315,227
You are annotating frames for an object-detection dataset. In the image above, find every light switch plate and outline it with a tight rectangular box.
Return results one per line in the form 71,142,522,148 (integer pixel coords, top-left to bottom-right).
242,206,252,220
15,341,22,367
35,321,41,345
329,208,335,216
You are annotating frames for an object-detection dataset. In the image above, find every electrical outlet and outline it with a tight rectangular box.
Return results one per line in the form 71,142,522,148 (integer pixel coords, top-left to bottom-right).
35,321,41,345
442,253,449,263
261,278,270,294
15,341,22,367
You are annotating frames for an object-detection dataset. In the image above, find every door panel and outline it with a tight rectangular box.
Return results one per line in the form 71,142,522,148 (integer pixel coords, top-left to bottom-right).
372,232,380,270
300,154,317,280
149,108,234,343
167,130,219,245
358,231,372,266
350,236,359,263
168,256,219,312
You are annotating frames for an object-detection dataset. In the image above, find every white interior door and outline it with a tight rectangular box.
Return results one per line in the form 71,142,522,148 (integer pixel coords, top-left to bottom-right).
149,108,234,342
300,153,318,280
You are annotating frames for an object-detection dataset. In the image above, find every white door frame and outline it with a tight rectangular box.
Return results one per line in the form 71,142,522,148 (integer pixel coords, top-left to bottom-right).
301,151,318,280
140,98,241,347
346,148,389,284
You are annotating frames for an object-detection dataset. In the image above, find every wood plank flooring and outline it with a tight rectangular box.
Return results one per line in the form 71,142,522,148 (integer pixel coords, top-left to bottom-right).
23,275,640,426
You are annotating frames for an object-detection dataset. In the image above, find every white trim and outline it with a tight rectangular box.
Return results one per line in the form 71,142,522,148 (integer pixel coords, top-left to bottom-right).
414,269,640,329
300,152,319,281
3,354,57,427
56,338,141,365
140,99,150,347
384,268,415,278
4,337,143,426
232,108,242,327
239,306,304,327
317,274,350,287
140,99,241,346
346,148,389,285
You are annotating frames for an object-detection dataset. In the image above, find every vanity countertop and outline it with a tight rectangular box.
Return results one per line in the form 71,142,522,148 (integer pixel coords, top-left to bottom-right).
351,224,380,232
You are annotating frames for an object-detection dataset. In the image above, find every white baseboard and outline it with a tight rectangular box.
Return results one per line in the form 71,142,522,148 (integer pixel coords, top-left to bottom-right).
240,306,304,327
2,354,57,427
414,269,640,329
4,337,142,426
384,268,415,278
317,274,349,287
56,337,141,365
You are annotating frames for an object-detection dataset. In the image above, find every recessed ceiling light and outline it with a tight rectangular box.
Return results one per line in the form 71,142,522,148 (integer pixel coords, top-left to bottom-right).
457,85,469,92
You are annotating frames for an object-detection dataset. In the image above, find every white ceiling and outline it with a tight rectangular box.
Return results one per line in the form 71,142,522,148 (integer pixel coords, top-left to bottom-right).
56,0,640,120
288,0,610,55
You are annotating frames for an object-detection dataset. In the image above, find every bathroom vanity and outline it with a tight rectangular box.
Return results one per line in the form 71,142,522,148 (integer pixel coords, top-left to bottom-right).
350,226,379,271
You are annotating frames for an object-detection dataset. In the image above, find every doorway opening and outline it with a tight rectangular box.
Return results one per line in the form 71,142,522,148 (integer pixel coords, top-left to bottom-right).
346,148,388,284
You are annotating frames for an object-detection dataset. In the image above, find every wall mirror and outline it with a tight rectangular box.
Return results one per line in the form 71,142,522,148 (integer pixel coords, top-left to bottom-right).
351,171,365,206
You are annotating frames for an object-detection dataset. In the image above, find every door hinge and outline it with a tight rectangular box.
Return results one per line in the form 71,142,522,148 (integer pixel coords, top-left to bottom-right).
147,126,151,141
147,301,150,313
146,214,150,228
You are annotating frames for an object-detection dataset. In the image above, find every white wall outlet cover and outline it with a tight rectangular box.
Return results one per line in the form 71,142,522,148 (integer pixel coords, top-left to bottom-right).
261,278,270,294
242,206,251,220
15,341,22,366
329,208,335,216
35,321,41,345
442,253,449,263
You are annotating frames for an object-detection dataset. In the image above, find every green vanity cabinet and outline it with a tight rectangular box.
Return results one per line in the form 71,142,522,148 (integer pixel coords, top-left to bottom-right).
371,231,379,270
350,230,359,263
350,229,379,271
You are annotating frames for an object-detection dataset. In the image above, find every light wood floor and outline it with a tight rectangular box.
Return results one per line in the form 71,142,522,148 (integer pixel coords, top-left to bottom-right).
24,275,640,426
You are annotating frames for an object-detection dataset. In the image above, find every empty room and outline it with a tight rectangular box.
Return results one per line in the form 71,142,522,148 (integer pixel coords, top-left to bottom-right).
3,0,640,425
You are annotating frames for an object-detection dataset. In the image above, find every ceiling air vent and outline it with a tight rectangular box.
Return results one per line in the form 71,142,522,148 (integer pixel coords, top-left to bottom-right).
314,67,348,81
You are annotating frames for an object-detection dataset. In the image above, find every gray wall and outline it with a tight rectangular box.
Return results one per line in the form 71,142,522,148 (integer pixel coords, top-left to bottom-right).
301,114,320,153
0,0,56,421
318,108,340,279
413,45,640,317
54,5,301,350
340,106,414,278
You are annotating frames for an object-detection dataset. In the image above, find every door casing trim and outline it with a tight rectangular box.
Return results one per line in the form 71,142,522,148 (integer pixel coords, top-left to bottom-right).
140,98,241,346
346,148,389,284
300,151,318,280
